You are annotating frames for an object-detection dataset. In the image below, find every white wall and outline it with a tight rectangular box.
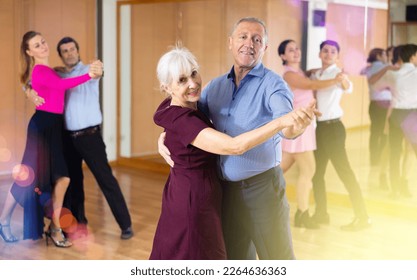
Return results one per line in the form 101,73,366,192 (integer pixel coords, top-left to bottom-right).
120,5,132,158
102,0,118,161
306,1,328,70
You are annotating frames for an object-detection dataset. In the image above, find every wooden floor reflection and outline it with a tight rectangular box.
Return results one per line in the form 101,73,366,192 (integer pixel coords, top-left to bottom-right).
1,129,416,260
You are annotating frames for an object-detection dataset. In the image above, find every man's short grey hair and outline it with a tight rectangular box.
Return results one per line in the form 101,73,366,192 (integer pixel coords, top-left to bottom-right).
230,17,268,45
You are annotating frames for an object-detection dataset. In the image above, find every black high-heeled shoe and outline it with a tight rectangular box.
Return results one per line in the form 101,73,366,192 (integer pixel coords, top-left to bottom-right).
44,226,72,248
0,224,18,243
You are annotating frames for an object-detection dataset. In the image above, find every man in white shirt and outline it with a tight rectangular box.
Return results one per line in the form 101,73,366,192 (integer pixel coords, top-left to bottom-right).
372,43,417,198
311,40,371,231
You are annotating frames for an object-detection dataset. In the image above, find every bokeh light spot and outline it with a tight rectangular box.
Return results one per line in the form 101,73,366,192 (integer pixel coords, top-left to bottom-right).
58,207,77,231
12,164,35,187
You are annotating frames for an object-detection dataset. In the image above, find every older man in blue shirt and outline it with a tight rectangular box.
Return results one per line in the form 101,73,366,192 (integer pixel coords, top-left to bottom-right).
202,18,297,260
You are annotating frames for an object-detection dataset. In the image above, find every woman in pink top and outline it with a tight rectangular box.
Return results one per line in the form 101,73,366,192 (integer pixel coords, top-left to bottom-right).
0,31,101,247
278,40,344,229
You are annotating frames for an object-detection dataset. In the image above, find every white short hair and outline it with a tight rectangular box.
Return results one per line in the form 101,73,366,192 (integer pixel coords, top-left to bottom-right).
156,45,199,92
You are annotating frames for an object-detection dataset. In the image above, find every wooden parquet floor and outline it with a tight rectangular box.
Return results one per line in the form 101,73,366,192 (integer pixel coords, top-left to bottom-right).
1,129,417,260
1,164,416,260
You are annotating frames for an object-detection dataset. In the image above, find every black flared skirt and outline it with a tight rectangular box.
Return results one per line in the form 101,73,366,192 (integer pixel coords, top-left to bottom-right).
10,110,68,240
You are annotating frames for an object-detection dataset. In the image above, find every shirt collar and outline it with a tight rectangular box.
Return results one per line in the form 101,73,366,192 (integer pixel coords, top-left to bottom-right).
227,63,265,80
68,61,84,74
319,63,337,76
402,62,416,70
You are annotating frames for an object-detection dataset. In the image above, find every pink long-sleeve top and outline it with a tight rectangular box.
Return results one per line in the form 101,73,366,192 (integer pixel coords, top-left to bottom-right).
31,64,91,114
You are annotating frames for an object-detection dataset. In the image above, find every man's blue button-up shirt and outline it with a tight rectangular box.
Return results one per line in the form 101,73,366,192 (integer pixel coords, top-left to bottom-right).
199,63,293,181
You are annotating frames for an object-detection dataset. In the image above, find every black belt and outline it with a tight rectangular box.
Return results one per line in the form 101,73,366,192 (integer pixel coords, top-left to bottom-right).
69,125,100,138
221,166,279,187
318,118,340,125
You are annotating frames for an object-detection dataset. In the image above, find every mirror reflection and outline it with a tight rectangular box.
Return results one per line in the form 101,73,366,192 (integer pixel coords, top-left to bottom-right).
117,0,416,208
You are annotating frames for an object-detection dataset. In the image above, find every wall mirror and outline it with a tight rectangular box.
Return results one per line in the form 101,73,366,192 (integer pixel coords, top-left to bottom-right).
116,0,416,207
